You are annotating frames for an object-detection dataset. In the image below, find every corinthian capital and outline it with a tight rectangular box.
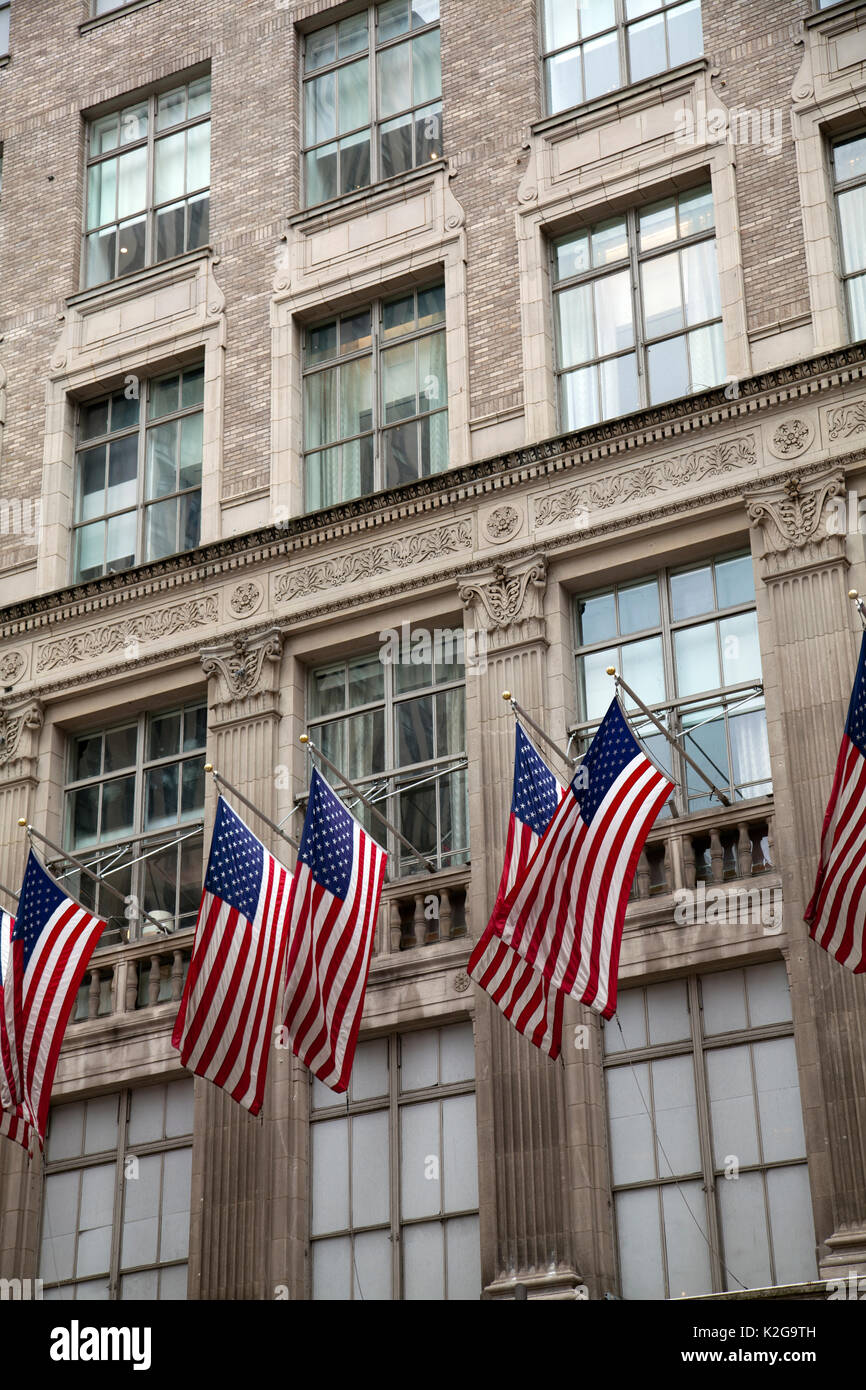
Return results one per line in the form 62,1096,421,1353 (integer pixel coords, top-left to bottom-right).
0,698,44,776
457,554,547,638
200,627,283,706
744,471,846,571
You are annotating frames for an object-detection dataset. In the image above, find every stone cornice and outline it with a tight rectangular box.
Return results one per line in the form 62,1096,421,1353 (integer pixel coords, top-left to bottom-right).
1,343,866,641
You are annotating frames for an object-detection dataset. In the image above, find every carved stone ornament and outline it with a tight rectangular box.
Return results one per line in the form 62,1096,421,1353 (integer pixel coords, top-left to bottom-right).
36,596,219,673
0,699,44,767
274,520,473,603
458,555,547,630
453,971,471,994
0,649,27,685
745,472,845,554
535,434,757,528
483,504,522,544
200,628,283,702
827,402,866,441
228,580,264,619
768,417,813,460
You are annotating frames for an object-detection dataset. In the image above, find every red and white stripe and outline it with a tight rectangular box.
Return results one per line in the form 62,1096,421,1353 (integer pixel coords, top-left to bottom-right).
469,794,567,1057
282,821,386,1094
0,908,31,1153
172,852,292,1116
805,734,866,973
491,754,673,1020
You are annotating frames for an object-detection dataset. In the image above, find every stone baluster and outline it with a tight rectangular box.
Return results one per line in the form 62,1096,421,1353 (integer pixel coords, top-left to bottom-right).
709,827,724,884
125,961,138,1012
88,969,101,1021
737,821,753,878
439,887,453,940
147,955,162,1007
413,892,427,948
389,898,402,954
170,950,185,1002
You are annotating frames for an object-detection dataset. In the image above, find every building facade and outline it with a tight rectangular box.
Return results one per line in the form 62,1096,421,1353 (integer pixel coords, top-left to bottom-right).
0,0,865,1301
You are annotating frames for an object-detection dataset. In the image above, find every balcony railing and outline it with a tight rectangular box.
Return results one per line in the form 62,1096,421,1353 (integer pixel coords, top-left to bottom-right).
71,931,194,1024
628,797,775,905
374,865,470,959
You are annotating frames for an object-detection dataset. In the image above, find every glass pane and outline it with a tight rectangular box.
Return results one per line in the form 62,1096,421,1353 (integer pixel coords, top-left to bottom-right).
117,216,146,277
579,646,617,720
418,331,446,410
306,25,336,72
400,1100,440,1219
340,357,372,438
670,564,714,620
652,1054,701,1177
662,1180,713,1298
338,58,369,135
149,712,181,760
834,134,866,184
628,11,666,81
445,1214,481,1300
600,353,639,419
145,762,180,828
401,1028,438,1090
619,579,659,634
351,1111,389,1227
86,228,116,287
378,38,412,119
583,30,619,100
555,230,590,283
646,979,690,1044
188,75,211,119
79,1162,115,1241
378,0,410,42
403,1221,444,1300
715,554,754,609
706,1043,759,1168
766,1165,817,1285
156,201,186,262
350,1037,389,1100
77,446,106,522
101,774,135,837
41,1172,79,1281
121,1152,160,1269
543,0,578,49
675,622,720,696
678,184,714,238
718,1169,771,1291
155,131,186,205
701,968,747,1035
621,635,665,707
305,368,339,450
648,331,689,401
129,1085,165,1145
413,28,441,104
69,785,100,847
397,693,434,765
117,147,146,218
90,113,120,158
88,160,116,229
640,197,677,252
305,72,336,147
595,270,634,354
160,1147,192,1261
145,497,178,561
837,187,866,275
592,217,628,266
104,724,137,771
47,1103,85,1162
745,961,791,1028
157,86,186,130
607,1062,654,1184
311,1117,349,1235
578,591,616,646
339,11,369,57
642,251,683,337
753,1037,806,1162
668,0,703,68
440,1022,474,1084
305,143,338,205
313,1236,351,1300
380,112,413,177
557,282,594,367
179,413,203,490
107,435,137,513
603,986,646,1053
348,653,384,708
165,1077,194,1136
616,1188,664,1299
720,611,762,686
442,1094,478,1212
353,1229,392,1300
683,709,728,803
121,1270,158,1300
383,341,416,421
84,1095,119,1154
417,283,445,328
682,240,721,326
561,363,598,430
187,122,210,191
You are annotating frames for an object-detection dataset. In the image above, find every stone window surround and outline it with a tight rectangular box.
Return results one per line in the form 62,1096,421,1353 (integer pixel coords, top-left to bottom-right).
38,251,226,597
791,2,866,354
516,64,750,447
272,163,469,522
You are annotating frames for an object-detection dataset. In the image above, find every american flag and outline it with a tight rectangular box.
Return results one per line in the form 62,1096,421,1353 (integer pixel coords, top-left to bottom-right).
804,632,866,972
0,906,33,1154
468,723,568,1056
1,854,104,1150
281,768,387,1094
489,698,674,1020
172,796,292,1115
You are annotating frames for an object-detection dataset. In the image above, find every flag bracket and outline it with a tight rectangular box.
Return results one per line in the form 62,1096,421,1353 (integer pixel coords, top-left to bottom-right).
299,735,436,874
502,691,582,770
203,765,301,853
849,589,866,630
16,819,174,936
604,670,731,807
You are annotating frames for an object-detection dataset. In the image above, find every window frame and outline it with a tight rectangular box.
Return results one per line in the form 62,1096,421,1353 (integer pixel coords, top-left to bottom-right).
308,1023,479,1300
39,1080,194,1301
81,73,211,290
71,361,205,583
59,701,207,946
551,184,724,429
573,550,769,812
539,0,704,119
831,129,866,345
301,1,443,209
0,2,9,59
603,964,815,1298
301,282,448,509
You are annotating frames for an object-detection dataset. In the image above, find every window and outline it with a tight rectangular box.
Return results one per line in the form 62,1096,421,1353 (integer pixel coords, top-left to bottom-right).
92,0,146,13
303,0,442,207
574,551,770,812
72,362,204,581
832,133,866,343
605,962,817,1297
308,636,466,876
39,1080,194,1300
84,74,210,288
0,3,8,58
60,703,206,945
304,283,447,509
553,183,725,429
541,0,703,116
310,1023,480,1299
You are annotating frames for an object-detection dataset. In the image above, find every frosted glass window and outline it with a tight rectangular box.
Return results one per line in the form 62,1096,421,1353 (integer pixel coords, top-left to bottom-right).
440,1021,475,1084
165,1078,195,1137
604,987,646,1053
313,1236,352,1300
745,961,791,1028
652,1055,701,1177
352,1112,390,1226
312,1118,349,1235
616,1188,665,1299
403,1221,444,1300
607,1063,655,1184
160,1148,192,1261
753,1038,806,1162
701,969,747,1035
442,1095,478,1212
662,1181,713,1298
47,1103,85,1162
718,1170,771,1291
350,1037,389,1100
401,1100,440,1219
646,979,690,1045
129,1086,165,1145
706,1044,760,1168
83,1096,119,1154
401,1029,439,1091
766,1166,817,1285
353,1230,392,1299
121,1153,161,1268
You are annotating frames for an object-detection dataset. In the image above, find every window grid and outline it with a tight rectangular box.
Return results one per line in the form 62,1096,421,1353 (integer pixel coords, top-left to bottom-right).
603,966,815,1298
72,362,204,583
573,552,770,812
59,703,206,945
309,1025,479,1300
83,75,210,288
552,184,725,430
39,1081,194,1301
832,131,866,344
540,0,703,118
302,1,442,208
307,640,466,877
302,283,448,510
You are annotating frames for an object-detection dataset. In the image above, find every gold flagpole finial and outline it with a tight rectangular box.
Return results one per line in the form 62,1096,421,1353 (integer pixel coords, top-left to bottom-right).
502,690,512,702
17,817,27,827
606,666,617,677
849,590,859,600
204,763,213,774
299,734,309,745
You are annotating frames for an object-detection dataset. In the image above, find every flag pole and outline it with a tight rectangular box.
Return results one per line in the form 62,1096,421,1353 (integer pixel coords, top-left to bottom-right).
16,819,174,935
203,765,300,853
0,879,19,907
604,668,731,807
849,589,866,630
501,691,581,769
299,735,436,874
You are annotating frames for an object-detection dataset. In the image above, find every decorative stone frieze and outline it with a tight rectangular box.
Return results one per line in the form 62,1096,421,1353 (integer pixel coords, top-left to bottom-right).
768,418,814,459
34,595,219,673
273,520,474,603
0,649,27,685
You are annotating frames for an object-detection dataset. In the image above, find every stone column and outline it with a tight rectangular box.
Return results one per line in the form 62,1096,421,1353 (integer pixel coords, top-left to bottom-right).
745,469,866,1277
189,627,304,1300
459,555,582,1298
0,697,44,1280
